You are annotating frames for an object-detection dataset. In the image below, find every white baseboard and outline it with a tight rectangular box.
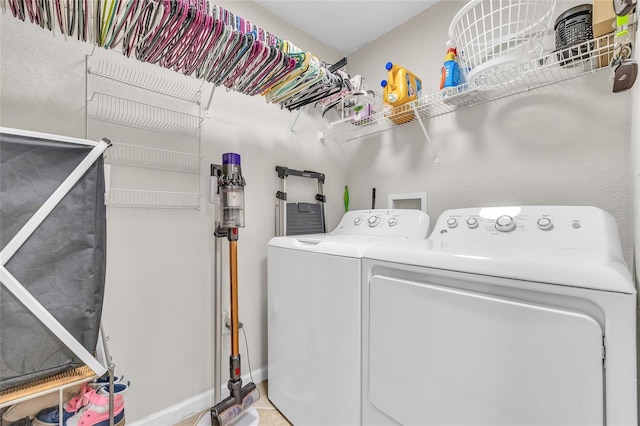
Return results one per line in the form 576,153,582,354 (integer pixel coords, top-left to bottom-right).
129,367,267,426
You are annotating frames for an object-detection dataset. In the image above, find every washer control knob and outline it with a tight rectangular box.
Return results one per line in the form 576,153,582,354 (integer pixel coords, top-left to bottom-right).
388,217,398,227
354,217,362,225
495,215,517,232
466,217,479,229
446,218,458,228
368,216,380,227
537,217,553,231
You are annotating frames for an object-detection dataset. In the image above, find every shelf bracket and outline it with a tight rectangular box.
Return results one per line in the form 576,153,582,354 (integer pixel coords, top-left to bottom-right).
289,109,303,135
411,104,439,164
205,85,216,117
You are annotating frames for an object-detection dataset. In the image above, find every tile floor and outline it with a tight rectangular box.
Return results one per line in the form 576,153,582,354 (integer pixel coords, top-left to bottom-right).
173,381,291,426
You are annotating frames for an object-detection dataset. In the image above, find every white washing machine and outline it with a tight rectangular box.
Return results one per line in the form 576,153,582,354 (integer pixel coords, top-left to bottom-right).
267,209,430,426
362,206,637,426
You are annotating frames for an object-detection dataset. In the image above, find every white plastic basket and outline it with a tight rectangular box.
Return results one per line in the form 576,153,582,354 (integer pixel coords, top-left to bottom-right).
449,0,556,83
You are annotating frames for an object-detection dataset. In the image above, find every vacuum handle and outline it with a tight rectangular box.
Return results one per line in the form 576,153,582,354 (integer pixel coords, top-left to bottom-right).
229,238,240,358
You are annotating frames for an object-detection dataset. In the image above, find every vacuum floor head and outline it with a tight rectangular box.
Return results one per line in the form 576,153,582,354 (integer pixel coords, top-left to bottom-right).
211,382,259,426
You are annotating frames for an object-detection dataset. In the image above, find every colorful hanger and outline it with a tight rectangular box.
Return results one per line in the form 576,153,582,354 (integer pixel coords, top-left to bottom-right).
6,0,355,112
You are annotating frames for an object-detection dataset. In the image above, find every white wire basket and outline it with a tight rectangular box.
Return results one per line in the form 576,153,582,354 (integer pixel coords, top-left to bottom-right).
104,143,202,173
449,0,556,83
87,51,203,103
87,93,202,137
106,188,202,209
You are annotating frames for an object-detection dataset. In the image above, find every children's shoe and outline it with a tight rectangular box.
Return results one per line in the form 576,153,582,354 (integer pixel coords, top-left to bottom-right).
1,386,80,426
91,376,127,390
32,384,92,426
32,381,128,426
65,387,125,426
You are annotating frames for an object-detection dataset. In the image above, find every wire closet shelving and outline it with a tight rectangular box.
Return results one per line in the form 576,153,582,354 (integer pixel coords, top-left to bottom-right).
325,34,618,143
104,143,202,173
86,50,205,209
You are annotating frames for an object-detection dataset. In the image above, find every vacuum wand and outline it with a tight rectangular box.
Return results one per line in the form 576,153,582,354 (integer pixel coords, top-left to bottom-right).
211,153,259,426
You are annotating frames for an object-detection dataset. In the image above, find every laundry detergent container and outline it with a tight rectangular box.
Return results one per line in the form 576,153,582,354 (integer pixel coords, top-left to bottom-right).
449,0,556,83
381,62,422,125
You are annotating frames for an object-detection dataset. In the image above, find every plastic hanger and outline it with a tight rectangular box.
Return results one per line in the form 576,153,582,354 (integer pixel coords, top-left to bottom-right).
268,67,323,105
8,0,26,21
121,0,154,56
200,20,235,79
134,0,176,62
249,51,300,96
80,0,87,40
203,24,244,82
211,31,254,85
145,0,191,64
290,64,351,107
197,20,232,79
267,55,322,104
218,31,260,85
53,0,63,32
201,23,237,81
237,46,284,94
262,51,310,97
37,0,52,30
222,34,267,88
230,39,275,91
23,0,36,23
186,13,223,76
98,0,117,45
284,67,347,110
67,0,75,36
176,0,216,74
246,50,297,96
104,0,139,49
159,0,205,69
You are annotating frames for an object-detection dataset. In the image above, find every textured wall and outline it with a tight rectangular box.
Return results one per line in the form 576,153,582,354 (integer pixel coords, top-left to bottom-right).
345,0,634,265
0,4,346,422
2,0,637,423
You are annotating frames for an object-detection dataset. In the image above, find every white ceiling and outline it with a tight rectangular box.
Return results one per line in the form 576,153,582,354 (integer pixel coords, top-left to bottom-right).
253,1,439,56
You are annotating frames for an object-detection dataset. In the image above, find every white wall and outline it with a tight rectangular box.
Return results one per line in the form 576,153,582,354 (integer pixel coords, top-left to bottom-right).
2,0,637,423
345,0,634,265
0,3,346,423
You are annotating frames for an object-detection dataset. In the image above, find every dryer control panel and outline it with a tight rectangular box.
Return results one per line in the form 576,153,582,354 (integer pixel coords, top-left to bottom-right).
430,206,622,252
332,209,430,239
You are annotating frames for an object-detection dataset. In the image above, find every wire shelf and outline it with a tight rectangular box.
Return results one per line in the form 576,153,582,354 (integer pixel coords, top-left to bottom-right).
104,143,202,173
87,52,203,103
325,33,616,142
106,189,202,209
87,93,202,137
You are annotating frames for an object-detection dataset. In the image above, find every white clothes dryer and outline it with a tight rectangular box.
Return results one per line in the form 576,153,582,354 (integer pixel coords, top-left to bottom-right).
267,209,430,426
362,206,636,426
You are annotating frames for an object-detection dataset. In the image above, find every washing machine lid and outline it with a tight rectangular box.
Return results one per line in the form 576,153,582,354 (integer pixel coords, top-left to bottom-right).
268,209,430,258
365,206,635,294
268,234,410,258
365,239,634,293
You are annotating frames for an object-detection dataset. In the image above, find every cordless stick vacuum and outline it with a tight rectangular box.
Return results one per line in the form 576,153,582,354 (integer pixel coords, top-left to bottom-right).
211,153,260,426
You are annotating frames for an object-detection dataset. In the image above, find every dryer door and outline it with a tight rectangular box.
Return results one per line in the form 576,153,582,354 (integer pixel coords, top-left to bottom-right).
368,275,604,425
